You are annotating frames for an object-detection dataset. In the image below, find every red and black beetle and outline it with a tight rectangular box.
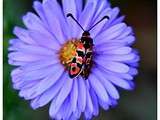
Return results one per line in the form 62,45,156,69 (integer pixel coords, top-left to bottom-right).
67,13,109,79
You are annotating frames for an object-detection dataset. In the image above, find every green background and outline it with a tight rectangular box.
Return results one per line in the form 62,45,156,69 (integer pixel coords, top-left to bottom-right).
4,0,157,120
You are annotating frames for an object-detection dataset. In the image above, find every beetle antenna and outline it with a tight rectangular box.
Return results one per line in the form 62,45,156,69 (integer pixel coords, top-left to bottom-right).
88,16,109,31
67,13,85,31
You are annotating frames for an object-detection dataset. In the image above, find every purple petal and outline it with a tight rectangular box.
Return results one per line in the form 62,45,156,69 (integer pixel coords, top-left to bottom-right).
42,0,66,44
20,65,64,99
22,12,49,35
50,76,73,118
102,47,132,55
20,80,38,90
92,68,120,99
9,38,22,46
54,97,71,120
94,59,129,73
84,87,93,119
75,0,83,18
90,8,111,38
8,52,48,62
99,69,133,90
13,80,35,90
78,0,97,35
8,60,27,66
89,74,109,103
11,68,23,83
95,23,127,45
70,79,78,112
11,68,22,77
117,26,133,39
49,98,56,118
30,73,66,109
21,65,59,81
10,44,56,56
62,98,72,119
21,58,59,72
33,1,49,27
29,30,60,50
110,15,125,26
62,0,77,18
103,7,120,29
95,53,136,62
77,77,86,112
62,0,79,38
90,89,99,116
84,110,92,120
110,36,135,45
98,97,109,110
13,27,36,45
73,106,81,119
28,65,64,99
92,0,109,22
128,67,138,76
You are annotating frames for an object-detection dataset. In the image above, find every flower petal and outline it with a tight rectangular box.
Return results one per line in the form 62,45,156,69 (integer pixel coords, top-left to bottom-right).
29,30,60,50
52,77,73,117
70,79,78,112
10,43,56,56
77,0,97,37
75,0,83,18
8,52,48,62
90,8,111,38
102,47,132,55
84,86,93,119
117,26,133,39
22,12,48,34
33,1,48,27
28,65,64,99
95,23,127,45
62,0,84,38
21,65,59,81
89,74,109,103
13,27,36,45
98,97,109,110
90,89,99,116
60,97,72,120
19,65,64,99
21,58,59,72
110,16,125,26
92,0,109,21
42,0,66,44
95,53,136,62
62,0,77,18
30,74,66,109
93,68,119,99
8,60,27,66
104,7,120,29
94,59,129,73
77,77,86,112
99,68,133,90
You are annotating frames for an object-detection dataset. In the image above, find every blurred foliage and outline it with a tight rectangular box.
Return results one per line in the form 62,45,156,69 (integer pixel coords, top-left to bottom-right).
4,0,156,120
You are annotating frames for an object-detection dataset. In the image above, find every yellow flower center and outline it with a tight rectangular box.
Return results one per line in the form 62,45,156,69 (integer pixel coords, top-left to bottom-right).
59,38,81,67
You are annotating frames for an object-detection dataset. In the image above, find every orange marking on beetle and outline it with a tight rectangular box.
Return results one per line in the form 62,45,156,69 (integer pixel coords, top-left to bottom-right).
77,57,83,64
77,43,84,49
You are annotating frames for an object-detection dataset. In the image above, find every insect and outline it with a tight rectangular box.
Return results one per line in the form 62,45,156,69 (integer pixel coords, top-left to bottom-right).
67,13,109,79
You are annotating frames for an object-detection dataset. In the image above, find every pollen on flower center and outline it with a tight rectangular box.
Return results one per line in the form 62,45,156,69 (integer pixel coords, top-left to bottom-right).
59,38,80,67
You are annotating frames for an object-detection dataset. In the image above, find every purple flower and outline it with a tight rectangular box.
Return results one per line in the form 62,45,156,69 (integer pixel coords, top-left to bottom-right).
8,0,139,119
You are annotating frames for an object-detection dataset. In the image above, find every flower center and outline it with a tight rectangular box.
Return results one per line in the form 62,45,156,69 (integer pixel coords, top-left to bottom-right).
59,38,80,67
59,38,93,79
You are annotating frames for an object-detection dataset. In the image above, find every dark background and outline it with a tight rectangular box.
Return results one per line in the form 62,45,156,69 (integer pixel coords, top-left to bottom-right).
3,0,157,120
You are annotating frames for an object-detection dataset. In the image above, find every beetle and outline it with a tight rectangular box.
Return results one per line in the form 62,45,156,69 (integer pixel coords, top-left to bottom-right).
67,13,109,79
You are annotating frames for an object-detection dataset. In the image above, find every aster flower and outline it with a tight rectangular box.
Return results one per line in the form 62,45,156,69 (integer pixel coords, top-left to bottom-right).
8,0,139,120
